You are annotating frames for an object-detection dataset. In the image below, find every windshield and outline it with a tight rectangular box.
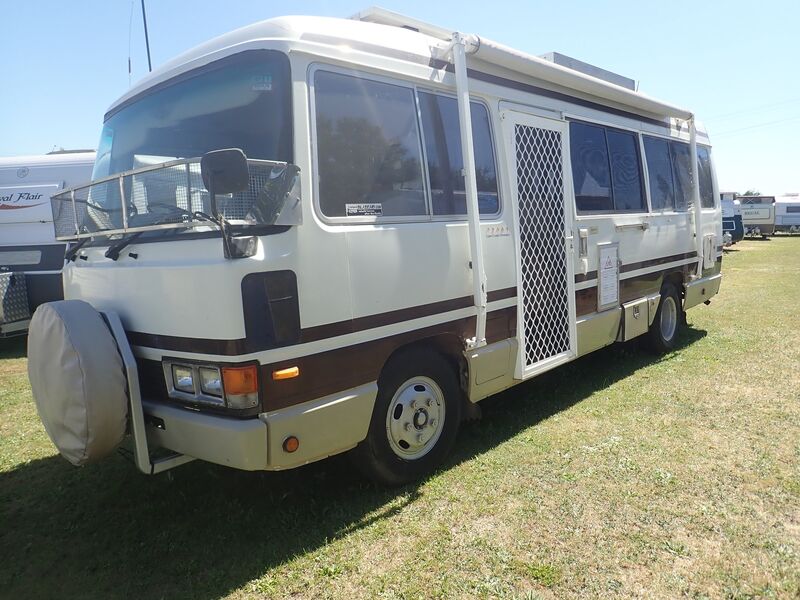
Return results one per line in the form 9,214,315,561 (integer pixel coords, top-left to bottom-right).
95,50,292,178
80,49,294,232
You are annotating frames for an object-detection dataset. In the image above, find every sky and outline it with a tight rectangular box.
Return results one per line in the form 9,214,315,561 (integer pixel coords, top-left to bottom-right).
2,0,799,195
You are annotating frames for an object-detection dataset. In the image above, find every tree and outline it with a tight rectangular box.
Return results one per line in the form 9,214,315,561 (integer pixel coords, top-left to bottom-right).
742,189,761,196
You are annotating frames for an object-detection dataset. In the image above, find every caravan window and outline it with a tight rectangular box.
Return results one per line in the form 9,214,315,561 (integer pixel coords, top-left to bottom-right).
697,146,715,209
418,92,499,216
644,136,708,212
570,122,612,212
314,71,426,218
670,142,693,212
643,136,675,211
569,121,644,213
607,129,645,211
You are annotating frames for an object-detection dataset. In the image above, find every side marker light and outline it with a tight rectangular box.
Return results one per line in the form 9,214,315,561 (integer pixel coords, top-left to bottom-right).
283,436,300,453
272,366,300,381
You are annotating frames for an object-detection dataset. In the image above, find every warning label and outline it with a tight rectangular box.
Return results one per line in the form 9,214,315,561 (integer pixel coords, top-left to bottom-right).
345,203,383,217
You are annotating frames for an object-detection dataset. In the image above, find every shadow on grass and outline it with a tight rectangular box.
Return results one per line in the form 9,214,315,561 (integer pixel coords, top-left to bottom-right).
0,327,706,599
0,335,26,360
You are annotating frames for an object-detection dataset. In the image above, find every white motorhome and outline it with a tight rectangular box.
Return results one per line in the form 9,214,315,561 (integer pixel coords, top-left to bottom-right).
0,151,95,335
739,195,776,237
775,194,800,233
27,9,722,484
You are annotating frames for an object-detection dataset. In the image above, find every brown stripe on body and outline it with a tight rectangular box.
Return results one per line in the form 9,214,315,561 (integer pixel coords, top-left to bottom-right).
129,287,517,355
575,263,692,317
260,306,516,412
574,251,697,284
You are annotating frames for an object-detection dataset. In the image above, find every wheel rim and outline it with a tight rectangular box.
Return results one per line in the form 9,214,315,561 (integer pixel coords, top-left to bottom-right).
660,295,678,341
385,376,445,460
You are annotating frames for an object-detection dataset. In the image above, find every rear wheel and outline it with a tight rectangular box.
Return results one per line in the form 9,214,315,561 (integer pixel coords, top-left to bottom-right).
351,348,462,486
645,283,683,353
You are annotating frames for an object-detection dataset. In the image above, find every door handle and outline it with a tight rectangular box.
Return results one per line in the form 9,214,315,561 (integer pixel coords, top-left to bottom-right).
615,222,650,231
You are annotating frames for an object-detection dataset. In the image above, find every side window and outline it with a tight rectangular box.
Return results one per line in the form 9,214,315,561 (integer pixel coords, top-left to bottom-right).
570,121,644,212
418,92,498,215
670,141,693,212
314,71,426,218
570,122,612,212
643,136,675,211
697,146,715,208
607,129,645,211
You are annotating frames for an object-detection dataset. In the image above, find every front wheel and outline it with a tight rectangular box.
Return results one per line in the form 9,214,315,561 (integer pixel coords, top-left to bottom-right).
645,283,684,353
350,348,462,486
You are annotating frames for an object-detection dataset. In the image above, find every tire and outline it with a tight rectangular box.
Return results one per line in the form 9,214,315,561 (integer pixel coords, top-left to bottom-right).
645,282,684,354
351,348,462,486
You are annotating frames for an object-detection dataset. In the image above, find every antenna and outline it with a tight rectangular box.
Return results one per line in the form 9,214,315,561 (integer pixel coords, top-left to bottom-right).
141,0,152,72
127,0,134,85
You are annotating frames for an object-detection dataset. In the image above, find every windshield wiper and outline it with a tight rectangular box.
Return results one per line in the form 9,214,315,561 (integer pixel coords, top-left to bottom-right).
104,208,220,260
104,231,147,260
65,238,90,262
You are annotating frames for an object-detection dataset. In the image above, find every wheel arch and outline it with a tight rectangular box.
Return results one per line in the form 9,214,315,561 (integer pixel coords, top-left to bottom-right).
377,332,470,411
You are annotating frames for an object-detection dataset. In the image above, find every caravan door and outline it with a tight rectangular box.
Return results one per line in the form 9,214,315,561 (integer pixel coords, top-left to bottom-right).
504,112,577,379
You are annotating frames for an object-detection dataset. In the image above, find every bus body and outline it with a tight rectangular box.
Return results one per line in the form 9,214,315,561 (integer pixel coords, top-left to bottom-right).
739,195,776,237
0,151,95,335
775,194,800,233
28,10,723,483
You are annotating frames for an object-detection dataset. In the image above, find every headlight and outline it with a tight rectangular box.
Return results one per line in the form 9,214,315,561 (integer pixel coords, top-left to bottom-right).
199,367,222,397
172,365,194,393
163,361,258,410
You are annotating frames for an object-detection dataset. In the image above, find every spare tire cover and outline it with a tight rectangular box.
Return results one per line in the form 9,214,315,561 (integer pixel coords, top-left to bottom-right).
27,300,128,466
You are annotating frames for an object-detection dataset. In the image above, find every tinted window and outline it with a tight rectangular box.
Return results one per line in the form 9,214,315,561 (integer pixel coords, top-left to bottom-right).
643,136,675,210
697,146,714,208
607,129,645,211
570,122,612,212
418,92,498,215
314,71,425,218
93,50,292,179
670,141,693,211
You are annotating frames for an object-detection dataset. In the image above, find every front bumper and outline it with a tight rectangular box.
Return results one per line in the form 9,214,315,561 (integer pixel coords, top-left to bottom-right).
144,400,269,471
141,381,378,472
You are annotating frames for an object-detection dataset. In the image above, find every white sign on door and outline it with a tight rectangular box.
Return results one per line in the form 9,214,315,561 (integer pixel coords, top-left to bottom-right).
597,242,619,311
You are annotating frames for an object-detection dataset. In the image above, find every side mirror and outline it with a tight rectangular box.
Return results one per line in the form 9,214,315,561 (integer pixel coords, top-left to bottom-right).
201,148,250,198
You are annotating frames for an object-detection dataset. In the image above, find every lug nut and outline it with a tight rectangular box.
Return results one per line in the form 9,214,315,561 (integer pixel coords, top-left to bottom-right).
426,398,432,407
404,423,412,432
429,419,436,428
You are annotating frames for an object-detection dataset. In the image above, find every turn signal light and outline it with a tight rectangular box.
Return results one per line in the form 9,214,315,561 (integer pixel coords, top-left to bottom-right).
221,365,259,409
221,365,258,395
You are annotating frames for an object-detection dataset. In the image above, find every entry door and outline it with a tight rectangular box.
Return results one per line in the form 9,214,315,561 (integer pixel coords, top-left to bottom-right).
504,112,577,379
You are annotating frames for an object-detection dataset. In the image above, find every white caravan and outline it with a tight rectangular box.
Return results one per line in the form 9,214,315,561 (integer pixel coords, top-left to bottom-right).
775,194,800,233
739,195,776,237
0,151,95,336
27,9,722,484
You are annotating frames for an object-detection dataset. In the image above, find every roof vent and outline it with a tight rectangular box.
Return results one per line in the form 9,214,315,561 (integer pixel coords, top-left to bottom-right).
539,52,636,90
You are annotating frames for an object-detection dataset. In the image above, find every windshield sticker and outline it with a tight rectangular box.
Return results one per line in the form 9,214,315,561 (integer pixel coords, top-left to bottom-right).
251,75,272,91
346,203,383,217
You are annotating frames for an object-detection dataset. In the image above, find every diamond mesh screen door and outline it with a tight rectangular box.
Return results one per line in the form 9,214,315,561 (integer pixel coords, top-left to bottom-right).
506,113,577,379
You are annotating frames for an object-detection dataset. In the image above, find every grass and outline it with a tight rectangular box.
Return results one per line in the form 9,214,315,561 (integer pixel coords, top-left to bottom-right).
1,237,799,599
